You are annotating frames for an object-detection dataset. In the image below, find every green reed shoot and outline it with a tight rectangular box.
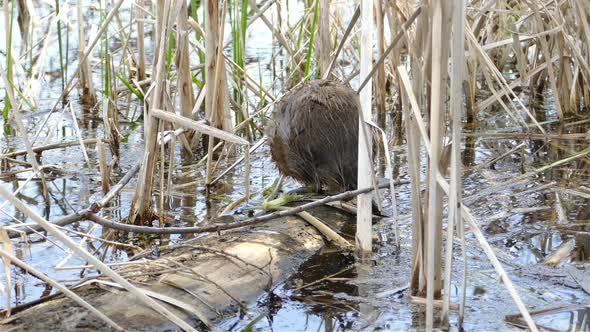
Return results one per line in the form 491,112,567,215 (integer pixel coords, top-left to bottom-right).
166,31,174,74
115,72,144,101
295,15,305,52
239,0,251,135
6,79,34,111
3,0,15,120
230,1,248,128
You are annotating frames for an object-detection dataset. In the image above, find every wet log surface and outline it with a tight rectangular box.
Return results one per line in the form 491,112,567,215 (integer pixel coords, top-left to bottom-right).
0,205,354,331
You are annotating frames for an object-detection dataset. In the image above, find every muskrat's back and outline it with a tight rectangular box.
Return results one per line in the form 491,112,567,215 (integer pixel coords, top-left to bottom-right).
266,79,360,192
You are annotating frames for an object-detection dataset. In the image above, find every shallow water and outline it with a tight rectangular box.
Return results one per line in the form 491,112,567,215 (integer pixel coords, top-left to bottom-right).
1,1,589,331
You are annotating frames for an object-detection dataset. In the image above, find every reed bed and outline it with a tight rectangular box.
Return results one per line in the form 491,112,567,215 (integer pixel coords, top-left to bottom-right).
0,0,588,330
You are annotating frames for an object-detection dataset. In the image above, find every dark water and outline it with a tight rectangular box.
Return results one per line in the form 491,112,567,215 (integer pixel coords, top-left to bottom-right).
0,1,589,331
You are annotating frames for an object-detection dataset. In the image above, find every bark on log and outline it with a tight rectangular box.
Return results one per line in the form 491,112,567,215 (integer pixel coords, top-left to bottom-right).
0,205,353,331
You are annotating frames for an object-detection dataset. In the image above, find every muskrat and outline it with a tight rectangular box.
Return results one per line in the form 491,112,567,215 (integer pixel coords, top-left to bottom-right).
266,79,361,192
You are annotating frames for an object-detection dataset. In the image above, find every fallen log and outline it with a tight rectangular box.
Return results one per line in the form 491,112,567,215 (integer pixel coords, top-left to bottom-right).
0,205,354,331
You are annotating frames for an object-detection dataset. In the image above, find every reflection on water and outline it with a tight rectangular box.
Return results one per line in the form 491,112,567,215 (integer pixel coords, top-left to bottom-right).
534,308,590,331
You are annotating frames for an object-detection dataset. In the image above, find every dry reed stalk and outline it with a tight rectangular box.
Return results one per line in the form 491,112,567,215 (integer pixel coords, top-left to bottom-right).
97,140,110,193
375,0,386,127
105,57,120,157
511,32,530,79
400,65,442,324
176,0,194,120
158,122,166,224
206,0,231,192
136,0,146,81
0,228,12,317
112,29,138,111
384,1,402,113
205,0,232,132
267,207,354,250
359,120,384,213
176,0,195,157
154,0,165,68
130,0,183,224
385,3,430,294
442,0,466,326
356,0,374,258
16,0,31,55
399,4,429,295
425,2,445,327
401,82,425,291
110,0,128,45
76,0,97,106
0,165,60,179
318,0,330,76
0,187,199,331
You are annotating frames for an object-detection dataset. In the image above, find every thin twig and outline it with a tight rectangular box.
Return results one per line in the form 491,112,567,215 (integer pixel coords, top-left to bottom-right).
85,181,409,235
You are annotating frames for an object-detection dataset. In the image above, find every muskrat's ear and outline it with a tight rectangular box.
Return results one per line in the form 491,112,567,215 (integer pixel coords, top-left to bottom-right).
308,80,321,93
280,101,289,114
264,119,276,137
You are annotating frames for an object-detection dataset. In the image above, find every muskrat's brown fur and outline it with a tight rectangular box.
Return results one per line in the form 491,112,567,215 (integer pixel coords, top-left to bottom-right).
266,79,360,192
